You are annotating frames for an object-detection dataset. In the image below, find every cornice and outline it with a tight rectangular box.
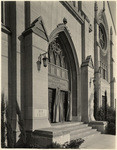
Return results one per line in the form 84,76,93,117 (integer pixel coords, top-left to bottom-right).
22,16,49,42
1,23,11,35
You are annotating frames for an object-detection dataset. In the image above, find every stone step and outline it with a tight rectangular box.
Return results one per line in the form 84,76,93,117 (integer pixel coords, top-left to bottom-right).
37,122,101,144
52,123,89,132
70,126,93,135
71,128,100,140
51,121,84,128
51,122,100,140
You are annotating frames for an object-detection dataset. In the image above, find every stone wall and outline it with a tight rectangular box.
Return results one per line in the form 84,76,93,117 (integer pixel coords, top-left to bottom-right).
1,1,116,138
1,32,9,101
30,1,82,66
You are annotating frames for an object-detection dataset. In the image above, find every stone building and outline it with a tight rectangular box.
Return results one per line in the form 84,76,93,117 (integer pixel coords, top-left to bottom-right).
1,1,116,146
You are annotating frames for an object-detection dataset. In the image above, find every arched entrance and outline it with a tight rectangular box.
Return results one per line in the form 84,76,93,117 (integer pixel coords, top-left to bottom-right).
48,24,79,123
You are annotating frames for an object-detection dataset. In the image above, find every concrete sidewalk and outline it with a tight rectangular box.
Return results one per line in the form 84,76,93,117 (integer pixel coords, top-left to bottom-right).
80,134,116,149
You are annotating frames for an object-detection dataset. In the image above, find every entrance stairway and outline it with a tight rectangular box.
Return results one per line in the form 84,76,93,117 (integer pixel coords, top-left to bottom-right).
33,122,101,147
51,122,101,140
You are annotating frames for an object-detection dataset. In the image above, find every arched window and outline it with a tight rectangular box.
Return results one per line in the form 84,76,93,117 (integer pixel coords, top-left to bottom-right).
99,24,107,50
99,24,108,81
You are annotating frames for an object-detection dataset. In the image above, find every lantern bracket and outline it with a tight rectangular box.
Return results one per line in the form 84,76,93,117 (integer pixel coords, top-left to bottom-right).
36,52,48,71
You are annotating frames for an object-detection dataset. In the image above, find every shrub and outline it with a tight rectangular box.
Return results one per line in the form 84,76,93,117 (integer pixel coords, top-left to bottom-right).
96,106,116,135
47,138,84,149
63,138,84,148
106,106,116,135
5,105,14,148
1,94,26,148
16,101,26,145
107,122,116,135
1,94,6,148
96,107,105,121
47,142,63,148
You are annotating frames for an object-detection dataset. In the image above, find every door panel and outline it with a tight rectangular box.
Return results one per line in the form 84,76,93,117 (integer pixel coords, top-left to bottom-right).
48,88,55,123
61,91,68,122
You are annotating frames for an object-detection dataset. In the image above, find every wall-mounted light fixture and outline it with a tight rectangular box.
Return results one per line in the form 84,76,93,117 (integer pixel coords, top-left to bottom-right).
89,24,92,33
36,52,48,71
89,77,96,87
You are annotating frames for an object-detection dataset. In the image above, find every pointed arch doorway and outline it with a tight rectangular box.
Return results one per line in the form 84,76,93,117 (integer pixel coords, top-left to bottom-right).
48,25,79,123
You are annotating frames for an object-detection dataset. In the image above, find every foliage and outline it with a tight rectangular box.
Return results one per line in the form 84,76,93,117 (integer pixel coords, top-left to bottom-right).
106,106,116,135
1,93,6,148
47,142,63,148
96,107,105,121
5,104,14,148
16,101,26,144
47,138,84,149
1,93,26,148
1,93,14,148
24,136,84,148
63,138,85,148
23,133,40,148
96,106,116,135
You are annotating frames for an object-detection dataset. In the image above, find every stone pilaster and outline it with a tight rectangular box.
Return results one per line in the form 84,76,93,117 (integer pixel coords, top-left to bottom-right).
22,17,51,131
81,56,95,122
110,27,114,108
94,2,101,111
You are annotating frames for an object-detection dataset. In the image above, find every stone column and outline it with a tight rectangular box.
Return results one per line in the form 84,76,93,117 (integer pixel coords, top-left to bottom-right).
110,27,114,108
81,56,95,122
94,2,101,112
22,17,51,131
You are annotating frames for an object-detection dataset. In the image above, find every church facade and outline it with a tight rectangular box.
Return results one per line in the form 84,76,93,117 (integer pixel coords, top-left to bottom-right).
1,1,116,143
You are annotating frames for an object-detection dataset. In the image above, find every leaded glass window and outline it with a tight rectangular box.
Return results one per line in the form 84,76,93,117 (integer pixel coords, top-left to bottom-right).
99,24,107,50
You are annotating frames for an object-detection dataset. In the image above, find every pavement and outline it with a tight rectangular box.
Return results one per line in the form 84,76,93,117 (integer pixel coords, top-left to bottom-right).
80,134,116,149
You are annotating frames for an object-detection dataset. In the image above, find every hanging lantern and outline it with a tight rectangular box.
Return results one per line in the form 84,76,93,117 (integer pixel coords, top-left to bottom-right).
43,54,48,67
36,56,41,71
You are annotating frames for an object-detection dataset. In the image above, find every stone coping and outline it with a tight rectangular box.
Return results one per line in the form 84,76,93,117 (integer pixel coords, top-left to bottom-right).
89,121,108,125
34,129,69,138
1,23,11,34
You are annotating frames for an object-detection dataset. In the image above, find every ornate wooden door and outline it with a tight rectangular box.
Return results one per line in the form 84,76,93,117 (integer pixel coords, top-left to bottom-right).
48,88,55,122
